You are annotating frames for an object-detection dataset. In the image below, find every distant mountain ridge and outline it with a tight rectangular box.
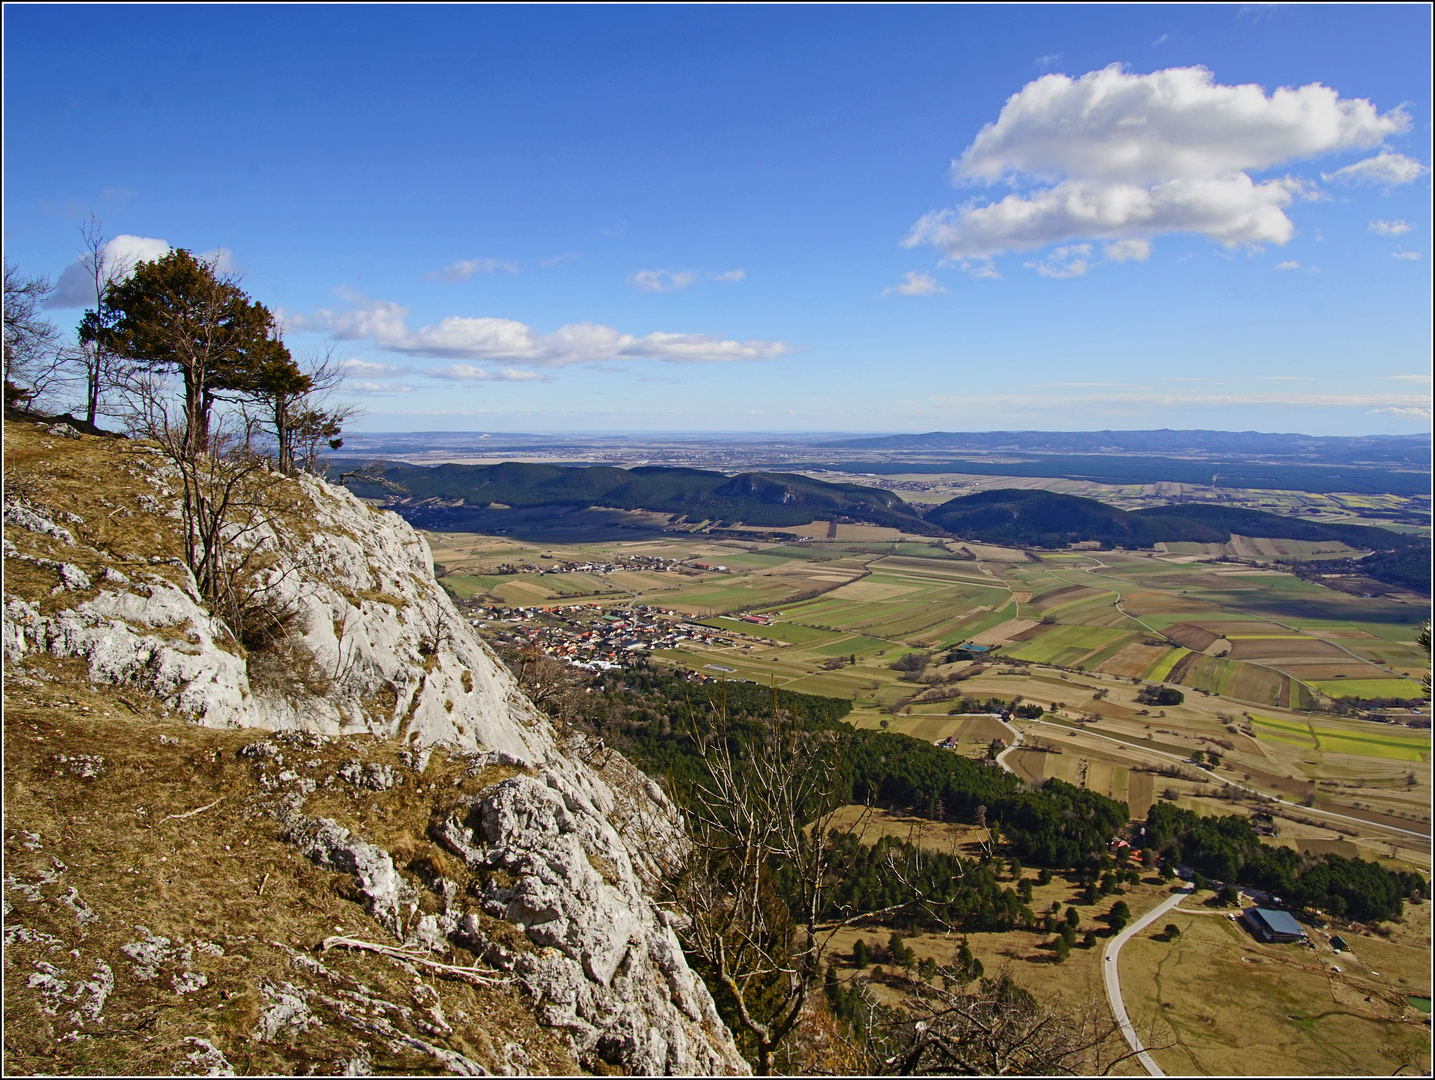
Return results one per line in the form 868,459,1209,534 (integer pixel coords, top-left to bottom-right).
924,488,1425,553
816,429,1431,465
791,455,1430,497
343,461,943,534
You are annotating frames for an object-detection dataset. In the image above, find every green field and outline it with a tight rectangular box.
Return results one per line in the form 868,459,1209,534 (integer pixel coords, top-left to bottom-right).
697,619,842,646
440,573,502,598
1250,713,1430,761
1310,678,1427,699
1006,624,1128,664
1146,647,1190,682
813,634,891,657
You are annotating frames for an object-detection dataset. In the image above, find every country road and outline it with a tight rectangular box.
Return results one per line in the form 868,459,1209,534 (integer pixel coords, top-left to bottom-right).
991,714,1185,1078
1102,886,1195,1077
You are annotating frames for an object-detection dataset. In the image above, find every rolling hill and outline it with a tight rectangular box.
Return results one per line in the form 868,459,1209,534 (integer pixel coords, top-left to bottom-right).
342,461,944,533
923,489,1425,554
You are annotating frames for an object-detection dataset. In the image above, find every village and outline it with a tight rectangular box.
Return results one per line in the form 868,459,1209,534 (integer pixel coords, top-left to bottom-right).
461,600,754,673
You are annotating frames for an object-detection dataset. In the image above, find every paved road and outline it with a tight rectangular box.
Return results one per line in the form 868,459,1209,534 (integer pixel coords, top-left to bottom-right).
1103,885,1195,1077
989,719,1185,1078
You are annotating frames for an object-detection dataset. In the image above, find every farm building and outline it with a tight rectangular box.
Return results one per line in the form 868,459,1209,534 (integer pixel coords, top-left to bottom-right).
1245,907,1307,943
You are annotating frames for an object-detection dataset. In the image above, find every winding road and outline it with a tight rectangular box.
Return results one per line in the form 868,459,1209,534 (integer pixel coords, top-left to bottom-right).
992,714,1171,1076
1102,886,1194,1077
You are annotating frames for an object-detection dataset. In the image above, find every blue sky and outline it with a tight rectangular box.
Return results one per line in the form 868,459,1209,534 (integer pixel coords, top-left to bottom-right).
4,4,1431,435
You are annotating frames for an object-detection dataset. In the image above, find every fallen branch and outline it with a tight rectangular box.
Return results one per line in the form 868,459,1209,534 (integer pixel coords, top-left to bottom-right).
321,936,512,986
162,797,224,822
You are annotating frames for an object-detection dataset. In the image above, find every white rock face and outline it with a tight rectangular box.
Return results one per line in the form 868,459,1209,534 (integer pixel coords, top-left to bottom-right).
5,473,550,765
3,460,749,1075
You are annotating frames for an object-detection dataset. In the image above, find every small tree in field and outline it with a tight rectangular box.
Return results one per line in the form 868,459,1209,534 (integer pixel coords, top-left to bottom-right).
1108,900,1131,933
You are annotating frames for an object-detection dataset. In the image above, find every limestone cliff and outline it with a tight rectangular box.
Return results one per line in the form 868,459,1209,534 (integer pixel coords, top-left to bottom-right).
2,417,747,1076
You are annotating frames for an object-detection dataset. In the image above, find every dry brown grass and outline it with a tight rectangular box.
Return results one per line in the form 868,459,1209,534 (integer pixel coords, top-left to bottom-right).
2,648,575,1076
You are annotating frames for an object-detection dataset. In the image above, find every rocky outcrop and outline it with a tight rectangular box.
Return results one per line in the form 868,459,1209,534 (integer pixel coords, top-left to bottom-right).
4,457,551,765
2,423,748,1075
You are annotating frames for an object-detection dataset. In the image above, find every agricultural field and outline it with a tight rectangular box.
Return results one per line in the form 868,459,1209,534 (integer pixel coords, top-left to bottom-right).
428,525,1430,852
427,518,1430,1077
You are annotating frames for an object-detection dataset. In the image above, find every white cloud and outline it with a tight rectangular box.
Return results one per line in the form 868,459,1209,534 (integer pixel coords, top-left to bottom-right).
1025,244,1093,278
48,234,172,308
1035,53,1061,71
1152,33,1169,47
340,358,406,378
630,269,697,293
1369,219,1411,236
1275,260,1302,270
1370,406,1432,419
1104,238,1152,262
425,258,518,282
882,270,946,296
1323,151,1429,187
540,253,581,267
292,289,796,366
201,247,239,275
906,64,1408,261
919,389,1431,413
1391,251,1421,261
424,365,547,382
1382,374,1433,383
348,380,416,395
711,269,747,283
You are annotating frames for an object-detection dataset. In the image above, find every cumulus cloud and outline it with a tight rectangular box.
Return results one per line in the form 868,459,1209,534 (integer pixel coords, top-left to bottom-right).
1323,151,1429,187
48,234,171,308
1275,260,1302,270
883,270,946,296
630,269,696,293
1391,251,1421,260
1024,244,1093,278
1369,219,1411,236
906,64,1409,261
1103,238,1151,262
711,269,747,283
292,289,796,367
424,364,547,382
340,358,406,378
425,258,518,281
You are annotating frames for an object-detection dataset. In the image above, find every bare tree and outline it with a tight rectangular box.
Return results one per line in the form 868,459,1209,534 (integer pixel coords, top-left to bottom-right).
119,367,289,641
71,216,137,426
666,698,941,1075
3,260,65,410
865,966,1167,1076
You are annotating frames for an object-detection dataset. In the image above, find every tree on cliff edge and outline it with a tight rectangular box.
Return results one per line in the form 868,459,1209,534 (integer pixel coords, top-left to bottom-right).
87,248,294,455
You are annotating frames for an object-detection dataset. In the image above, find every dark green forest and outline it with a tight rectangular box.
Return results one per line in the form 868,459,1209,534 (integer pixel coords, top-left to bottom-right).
924,488,1424,555
581,669,1127,870
341,460,941,532
579,670,1423,927
800,452,1431,495
1144,802,1424,922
